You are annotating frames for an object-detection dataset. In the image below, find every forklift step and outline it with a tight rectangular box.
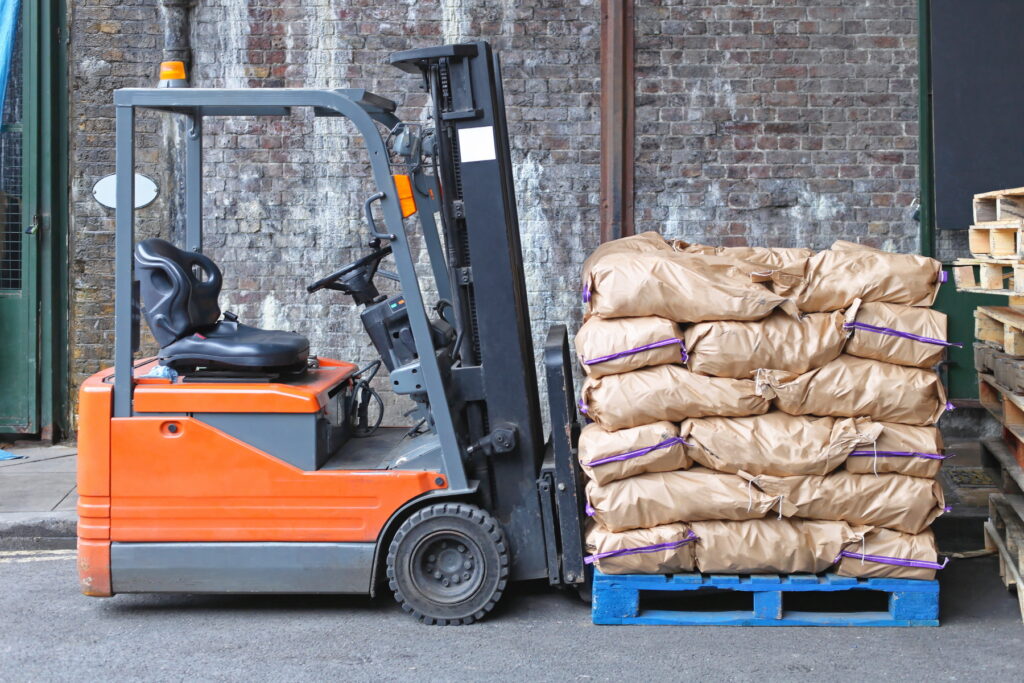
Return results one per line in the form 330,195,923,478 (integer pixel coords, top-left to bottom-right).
591,569,939,626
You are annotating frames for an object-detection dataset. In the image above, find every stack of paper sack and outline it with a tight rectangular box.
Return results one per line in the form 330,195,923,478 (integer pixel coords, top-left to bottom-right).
577,232,956,580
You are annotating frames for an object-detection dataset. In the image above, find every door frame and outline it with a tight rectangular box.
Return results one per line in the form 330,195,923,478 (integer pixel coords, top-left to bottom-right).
38,0,69,439
1,0,68,438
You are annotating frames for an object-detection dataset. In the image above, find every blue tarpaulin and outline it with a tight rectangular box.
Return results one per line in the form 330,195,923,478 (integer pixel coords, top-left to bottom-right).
0,448,25,461
0,0,20,118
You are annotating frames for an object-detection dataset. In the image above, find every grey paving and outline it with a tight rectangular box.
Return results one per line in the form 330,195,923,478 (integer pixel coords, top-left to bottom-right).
0,472,76,513
0,445,78,549
0,551,1021,681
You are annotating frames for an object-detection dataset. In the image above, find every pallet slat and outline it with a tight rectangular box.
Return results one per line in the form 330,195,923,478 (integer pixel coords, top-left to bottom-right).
968,225,1024,258
974,187,1024,225
975,306,1024,355
592,570,939,626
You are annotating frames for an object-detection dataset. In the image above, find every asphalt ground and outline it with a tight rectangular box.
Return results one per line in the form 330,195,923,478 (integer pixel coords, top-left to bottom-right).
1,550,1022,681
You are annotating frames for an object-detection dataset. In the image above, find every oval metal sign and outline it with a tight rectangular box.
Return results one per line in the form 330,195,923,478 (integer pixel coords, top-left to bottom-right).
92,173,159,209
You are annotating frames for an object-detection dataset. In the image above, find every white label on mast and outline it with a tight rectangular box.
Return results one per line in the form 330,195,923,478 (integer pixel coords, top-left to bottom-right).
457,126,496,163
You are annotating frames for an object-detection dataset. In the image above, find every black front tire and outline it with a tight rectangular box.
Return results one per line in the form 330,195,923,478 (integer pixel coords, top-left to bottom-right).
386,502,509,625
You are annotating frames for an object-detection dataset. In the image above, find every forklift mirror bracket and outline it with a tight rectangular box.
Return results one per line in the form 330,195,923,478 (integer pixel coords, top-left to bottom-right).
465,426,517,457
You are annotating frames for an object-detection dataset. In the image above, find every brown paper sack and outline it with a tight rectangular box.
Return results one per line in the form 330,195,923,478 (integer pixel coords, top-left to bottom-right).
844,421,946,478
673,241,814,271
762,470,946,534
575,316,685,378
757,355,948,426
685,310,848,379
578,421,692,485
845,301,950,369
836,527,943,581
581,364,770,431
691,518,858,574
772,241,942,312
586,467,794,532
584,249,798,322
584,521,696,575
581,231,675,284
681,413,881,477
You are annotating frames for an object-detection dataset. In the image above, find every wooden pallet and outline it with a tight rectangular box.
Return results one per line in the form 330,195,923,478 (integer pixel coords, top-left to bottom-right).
975,348,1024,394
592,570,939,626
979,374,1024,443
974,344,1024,394
975,341,1004,374
969,222,1024,258
974,186,1024,224
972,377,1024,483
984,493,1024,622
953,258,1024,298
975,306,1024,354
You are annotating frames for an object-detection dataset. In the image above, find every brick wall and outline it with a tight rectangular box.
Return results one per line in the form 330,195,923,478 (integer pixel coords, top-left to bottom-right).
67,0,919,424
634,0,919,252
67,0,603,423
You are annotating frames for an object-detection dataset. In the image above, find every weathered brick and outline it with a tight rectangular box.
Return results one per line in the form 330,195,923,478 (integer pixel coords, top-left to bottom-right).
68,0,920,426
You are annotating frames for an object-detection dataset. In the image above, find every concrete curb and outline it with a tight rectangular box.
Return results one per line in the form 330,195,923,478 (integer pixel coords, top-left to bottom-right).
0,512,77,550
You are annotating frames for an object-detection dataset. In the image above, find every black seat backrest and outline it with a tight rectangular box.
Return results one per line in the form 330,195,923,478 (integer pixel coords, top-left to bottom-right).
135,238,222,347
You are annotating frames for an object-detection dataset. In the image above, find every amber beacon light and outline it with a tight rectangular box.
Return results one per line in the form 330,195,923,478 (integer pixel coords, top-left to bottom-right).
158,61,188,87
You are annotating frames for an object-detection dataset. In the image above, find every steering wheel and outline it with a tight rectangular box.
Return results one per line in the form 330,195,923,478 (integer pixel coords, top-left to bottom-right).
306,244,393,296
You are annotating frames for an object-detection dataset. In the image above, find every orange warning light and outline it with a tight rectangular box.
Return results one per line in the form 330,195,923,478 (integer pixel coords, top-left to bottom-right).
159,61,187,82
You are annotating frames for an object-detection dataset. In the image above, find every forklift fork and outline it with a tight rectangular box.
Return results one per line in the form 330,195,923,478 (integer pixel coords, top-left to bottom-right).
539,325,586,588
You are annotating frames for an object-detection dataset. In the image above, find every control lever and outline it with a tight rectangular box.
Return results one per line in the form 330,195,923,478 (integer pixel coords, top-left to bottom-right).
364,192,395,241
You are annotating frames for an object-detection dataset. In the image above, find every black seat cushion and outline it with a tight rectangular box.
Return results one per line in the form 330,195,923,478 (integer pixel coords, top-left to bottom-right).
160,320,309,370
135,238,310,372
136,238,222,347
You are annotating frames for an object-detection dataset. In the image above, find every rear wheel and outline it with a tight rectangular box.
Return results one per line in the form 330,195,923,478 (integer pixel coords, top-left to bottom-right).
386,502,509,625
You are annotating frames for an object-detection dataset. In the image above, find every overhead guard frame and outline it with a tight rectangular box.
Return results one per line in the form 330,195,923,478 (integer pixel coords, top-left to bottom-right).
111,87,468,491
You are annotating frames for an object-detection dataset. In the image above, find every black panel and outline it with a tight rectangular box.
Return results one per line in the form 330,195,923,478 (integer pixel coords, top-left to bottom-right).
932,0,1024,230
396,42,548,581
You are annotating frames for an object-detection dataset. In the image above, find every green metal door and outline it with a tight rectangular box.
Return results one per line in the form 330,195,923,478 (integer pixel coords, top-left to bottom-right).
0,1,38,434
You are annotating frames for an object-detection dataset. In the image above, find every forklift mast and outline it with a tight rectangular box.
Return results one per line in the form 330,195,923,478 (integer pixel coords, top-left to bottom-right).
392,43,552,582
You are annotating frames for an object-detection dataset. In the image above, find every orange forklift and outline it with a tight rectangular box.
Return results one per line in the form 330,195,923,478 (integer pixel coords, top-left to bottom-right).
77,42,586,624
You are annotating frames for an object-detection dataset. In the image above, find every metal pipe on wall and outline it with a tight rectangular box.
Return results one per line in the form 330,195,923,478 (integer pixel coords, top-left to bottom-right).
599,0,635,243
159,0,193,73
158,0,195,246
918,0,934,258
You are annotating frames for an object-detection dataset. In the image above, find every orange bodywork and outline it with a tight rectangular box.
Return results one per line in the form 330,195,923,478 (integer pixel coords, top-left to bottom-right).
77,358,448,596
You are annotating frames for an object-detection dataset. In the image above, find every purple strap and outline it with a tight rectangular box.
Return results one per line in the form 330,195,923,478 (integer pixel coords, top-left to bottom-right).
582,283,591,303
585,502,595,517
843,321,962,348
588,437,689,467
584,531,699,565
940,270,948,283
583,338,688,365
848,450,948,461
946,401,955,412
837,550,948,570
577,398,589,415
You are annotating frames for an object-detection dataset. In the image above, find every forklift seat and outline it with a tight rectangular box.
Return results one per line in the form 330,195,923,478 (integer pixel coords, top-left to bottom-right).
135,238,309,371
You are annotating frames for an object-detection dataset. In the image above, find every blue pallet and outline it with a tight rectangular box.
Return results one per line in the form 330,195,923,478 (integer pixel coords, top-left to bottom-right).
592,570,939,626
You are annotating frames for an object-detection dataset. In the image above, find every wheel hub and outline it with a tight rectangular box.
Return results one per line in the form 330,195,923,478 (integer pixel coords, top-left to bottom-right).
412,533,482,603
